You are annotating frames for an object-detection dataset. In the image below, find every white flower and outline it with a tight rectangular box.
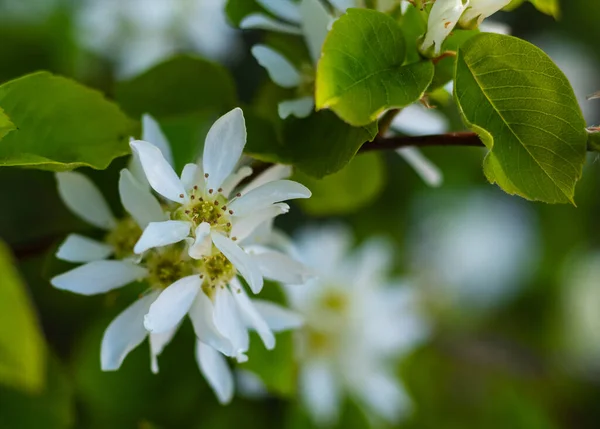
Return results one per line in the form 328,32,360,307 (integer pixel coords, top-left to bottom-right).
51,114,311,404
458,0,511,28
75,0,242,77
284,225,428,425
242,0,332,119
130,108,311,291
420,0,469,56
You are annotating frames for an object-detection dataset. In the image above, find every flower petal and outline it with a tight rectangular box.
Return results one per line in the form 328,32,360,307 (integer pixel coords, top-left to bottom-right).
396,147,443,188
56,171,116,230
149,328,178,374
181,164,205,192
328,0,354,12
251,45,301,88
143,275,201,333
240,13,302,35
241,164,292,194
51,260,147,295
133,220,191,254
229,180,311,217
256,0,302,23
188,222,212,259
230,279,275,350
213,285,249,361
119,168,167,229
299,0,332,64
300,360,341,426
195,341,234,404
130,140,187,203
254,250,313,284
101,291,159,371
56,234,113,263
211,232,263,294
203,108,247,192
390,103,449,136
278,97,314,119
231,203,289,243
221,166,253,198
189,291,236,357
356,372,410,423
252,299,304,331
142,114,174,166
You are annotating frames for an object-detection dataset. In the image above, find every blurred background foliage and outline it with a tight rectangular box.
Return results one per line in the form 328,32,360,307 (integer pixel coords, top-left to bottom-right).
1,0,600,427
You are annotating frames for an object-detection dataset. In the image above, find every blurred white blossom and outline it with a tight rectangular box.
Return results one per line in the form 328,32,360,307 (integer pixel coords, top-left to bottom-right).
286,225,428,425
409,190,539,312
76,0,242,77
420,0,469,56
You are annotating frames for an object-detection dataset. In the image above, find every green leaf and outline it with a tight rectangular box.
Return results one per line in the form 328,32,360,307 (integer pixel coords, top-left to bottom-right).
454,33,587,204
0,240,45,393
295,152,385,215
529,0,560,18
0,107,16,140
116,55,237,120
0,72,135,171
283,111,378,177
225,0,264,26
316,9,434,126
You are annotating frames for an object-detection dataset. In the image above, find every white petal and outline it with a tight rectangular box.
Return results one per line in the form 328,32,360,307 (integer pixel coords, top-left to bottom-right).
421,0,466,55
300,0,332,64
149,328,178,374
390,103,449,136
180,163,205,190
196,341,234,404
211,232,264,294
101,291,159,371
56,234,113,263
278,97,314,119
396,147,443,187
189,291,236,357
300,361,341,426
231,279,275,350
133,220,191,254
479,20,511,35
241,164,292,194
252,299,304,331
231,203,289,243
256,0,302,23
356,373,410,423
51,260,147,295
213,285,249,360
229,180,311,217
251,45,301,88
188,222,212,259
56,171,116,230
329,0,354,12
142,114,174,166
254,250,313,284
130,140,187,203
119,168,167,229
240,13,302,35
236,369,268,399
221,166,253,198
143,275,201,333
203,108,247,192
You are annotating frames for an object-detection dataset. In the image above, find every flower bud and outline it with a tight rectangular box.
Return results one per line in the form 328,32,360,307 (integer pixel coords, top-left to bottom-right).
420,0,469,57
458,0,511,29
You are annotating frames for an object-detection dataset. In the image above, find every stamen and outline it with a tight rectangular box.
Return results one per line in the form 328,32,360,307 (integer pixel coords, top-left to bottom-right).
179,193,184,198
218,188,223,193
204,173,209,178
236,193,241,197
209,189,213,194
229,210,233,215
221,205,226,210
214,201,219,206
191,195,195,200
194,185,198,190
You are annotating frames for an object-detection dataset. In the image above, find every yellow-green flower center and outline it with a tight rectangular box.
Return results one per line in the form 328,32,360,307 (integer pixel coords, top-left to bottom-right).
173,186,233,234
105,217,142,259
145,246,196,290
200,251,237,297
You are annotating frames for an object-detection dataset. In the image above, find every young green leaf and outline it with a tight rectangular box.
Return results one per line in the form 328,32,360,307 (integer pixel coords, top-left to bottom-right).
0,72,135,171
0,241,45,393
316,9,434,127
0,107,15,140
116,55,237,120
455,33,587,204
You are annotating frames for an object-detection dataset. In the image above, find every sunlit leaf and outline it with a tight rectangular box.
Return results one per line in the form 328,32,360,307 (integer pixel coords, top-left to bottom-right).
0,72,135,171
455,34,586,204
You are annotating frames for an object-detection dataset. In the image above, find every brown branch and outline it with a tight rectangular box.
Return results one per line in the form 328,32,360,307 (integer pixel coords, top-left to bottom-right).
359,132,484,153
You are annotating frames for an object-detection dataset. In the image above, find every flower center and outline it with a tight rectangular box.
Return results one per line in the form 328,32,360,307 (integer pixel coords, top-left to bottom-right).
105,217,142,259
145,246,196,290
200,251,237,297
174,185,232,234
